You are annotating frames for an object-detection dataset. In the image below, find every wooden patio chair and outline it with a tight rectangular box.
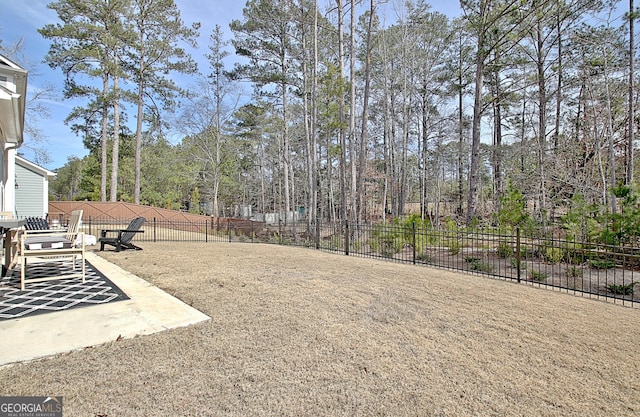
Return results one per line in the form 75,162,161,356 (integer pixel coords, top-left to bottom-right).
24,216,51,230
0,212,18,275
17,210,85,290
99,217,145,252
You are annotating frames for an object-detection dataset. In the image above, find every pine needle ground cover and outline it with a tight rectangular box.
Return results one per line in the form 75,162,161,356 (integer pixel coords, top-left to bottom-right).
1,242,639,416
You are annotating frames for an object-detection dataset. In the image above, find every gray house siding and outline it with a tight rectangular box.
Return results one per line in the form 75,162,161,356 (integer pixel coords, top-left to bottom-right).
14,157,53,218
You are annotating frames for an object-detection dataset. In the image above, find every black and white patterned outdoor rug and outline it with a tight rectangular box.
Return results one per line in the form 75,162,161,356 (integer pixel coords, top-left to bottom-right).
0,260,129,321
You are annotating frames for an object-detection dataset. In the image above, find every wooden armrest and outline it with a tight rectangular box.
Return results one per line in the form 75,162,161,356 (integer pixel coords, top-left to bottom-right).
100,229,120,237
23,228,68,234
22,230,73,237
100,229,144,237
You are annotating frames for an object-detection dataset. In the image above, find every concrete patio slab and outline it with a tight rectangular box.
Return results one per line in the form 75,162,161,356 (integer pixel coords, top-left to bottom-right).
0,252,210,367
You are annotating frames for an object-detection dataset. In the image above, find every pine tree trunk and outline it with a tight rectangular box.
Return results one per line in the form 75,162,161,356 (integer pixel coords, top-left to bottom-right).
628,0,635,184
110,60,120,203
101,75,109,202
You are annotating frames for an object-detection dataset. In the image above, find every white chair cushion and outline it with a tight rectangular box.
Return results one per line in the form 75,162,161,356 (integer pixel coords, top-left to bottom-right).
24,236,74,250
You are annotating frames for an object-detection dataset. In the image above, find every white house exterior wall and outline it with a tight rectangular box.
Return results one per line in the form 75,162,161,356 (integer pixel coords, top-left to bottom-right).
3,146,16,214
0,54,27,215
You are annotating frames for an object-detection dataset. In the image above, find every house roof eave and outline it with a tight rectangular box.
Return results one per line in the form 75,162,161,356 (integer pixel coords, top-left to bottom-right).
0,54,27,148
16,155,56,178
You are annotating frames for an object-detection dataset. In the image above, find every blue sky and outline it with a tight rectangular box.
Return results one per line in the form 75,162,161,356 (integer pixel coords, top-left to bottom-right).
1,0,461,171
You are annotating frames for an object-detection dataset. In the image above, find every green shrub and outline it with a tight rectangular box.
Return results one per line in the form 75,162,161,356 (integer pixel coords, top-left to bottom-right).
495,181,532,229
589,259,616,269
268,234,280,244
566,266,583,278
416,252,433,263
543,247,563,264
605,282,636,296
321,235,343,251
470,261,493,273
422,231,441,247
563,248,585,265
520,246,534,259
510,258,526,269
529,270,548,282
562,193,601,242
380,237,403,258
368,236,379,253
369,223,405,257
598,184,640,245
464,256,492,272
401,213,429,229
443,217,458,231
448,239,461,255
497,241,513,258
412,238,425,256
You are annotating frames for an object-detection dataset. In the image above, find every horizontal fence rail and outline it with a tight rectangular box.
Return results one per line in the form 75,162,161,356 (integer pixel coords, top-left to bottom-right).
81,216,638,307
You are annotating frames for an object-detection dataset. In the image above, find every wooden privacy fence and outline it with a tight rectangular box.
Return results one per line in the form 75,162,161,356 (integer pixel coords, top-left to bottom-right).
48,201,260,236
49,201,208,224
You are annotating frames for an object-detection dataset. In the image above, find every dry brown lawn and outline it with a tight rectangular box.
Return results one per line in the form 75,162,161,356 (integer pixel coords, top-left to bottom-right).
1,242,640,416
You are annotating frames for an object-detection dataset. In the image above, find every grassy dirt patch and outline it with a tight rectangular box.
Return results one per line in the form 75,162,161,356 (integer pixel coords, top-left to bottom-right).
1,242,639,416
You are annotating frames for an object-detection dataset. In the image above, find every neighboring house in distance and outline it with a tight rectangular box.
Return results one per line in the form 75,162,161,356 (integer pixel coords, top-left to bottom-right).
0,53,27,216
15,156,55,218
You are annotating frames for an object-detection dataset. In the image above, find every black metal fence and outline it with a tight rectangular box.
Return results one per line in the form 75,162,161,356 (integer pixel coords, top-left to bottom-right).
84,217,639,307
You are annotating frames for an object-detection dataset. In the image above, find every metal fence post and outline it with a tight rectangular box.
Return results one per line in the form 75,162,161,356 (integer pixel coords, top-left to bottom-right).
412,222,416,265
345,220,350,256
205,218,208,243
315,220,320,250
516,227,521,283
228,220,231,242
153,217,157,242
